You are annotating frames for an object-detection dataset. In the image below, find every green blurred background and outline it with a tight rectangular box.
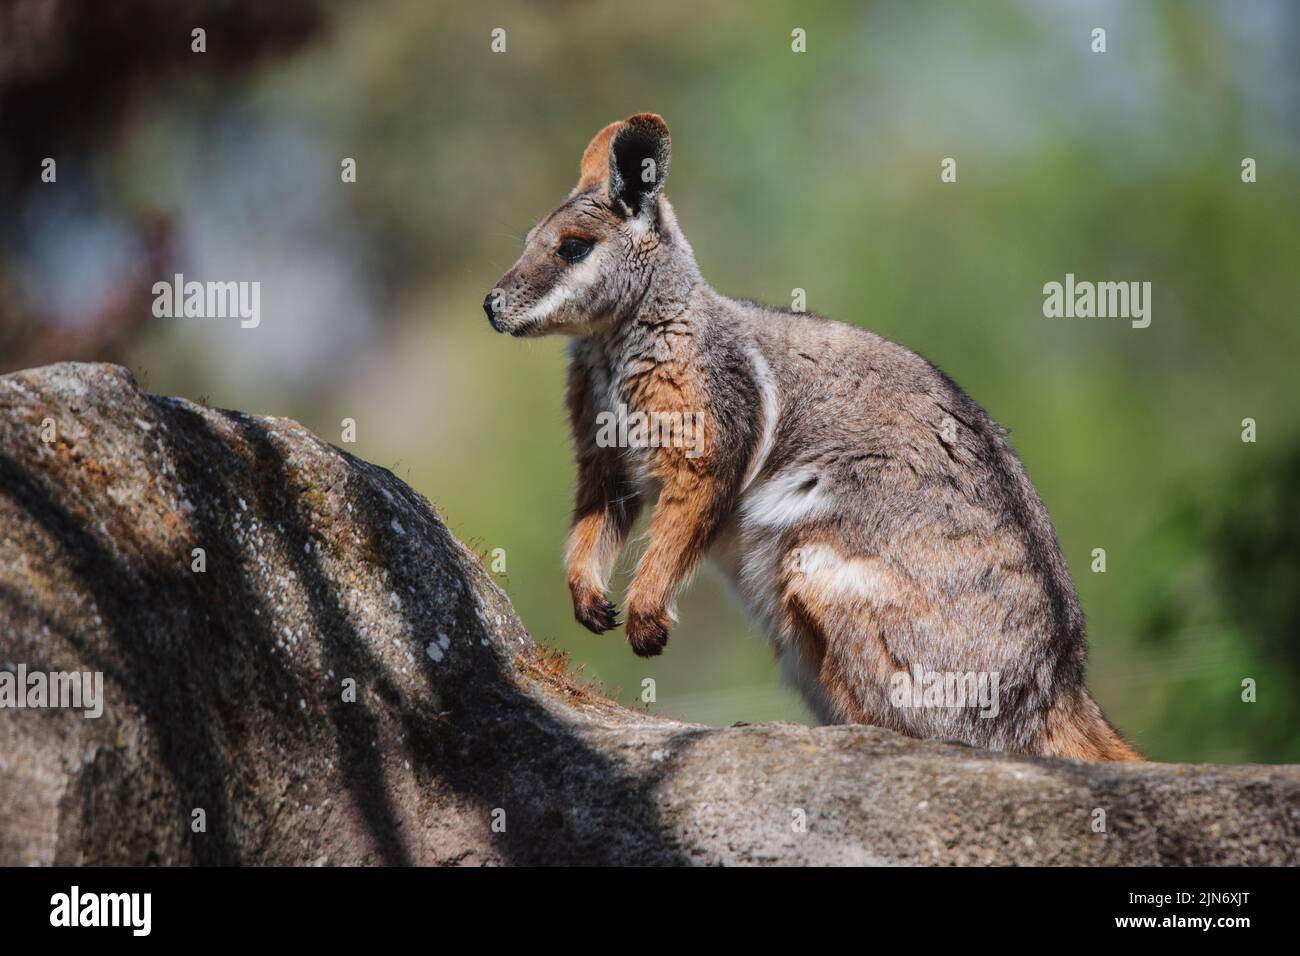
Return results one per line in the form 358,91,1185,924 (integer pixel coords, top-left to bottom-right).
3,0,1297,762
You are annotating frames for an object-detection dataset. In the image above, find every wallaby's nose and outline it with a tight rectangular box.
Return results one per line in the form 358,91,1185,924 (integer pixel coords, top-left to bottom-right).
483,289,509,332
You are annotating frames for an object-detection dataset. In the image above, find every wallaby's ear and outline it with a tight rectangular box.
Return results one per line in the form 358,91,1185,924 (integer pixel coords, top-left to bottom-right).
607,113,671,218
576,121,623,195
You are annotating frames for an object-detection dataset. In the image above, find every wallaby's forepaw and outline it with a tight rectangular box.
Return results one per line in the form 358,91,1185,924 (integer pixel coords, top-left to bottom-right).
626,605,670,657
573,587,620,634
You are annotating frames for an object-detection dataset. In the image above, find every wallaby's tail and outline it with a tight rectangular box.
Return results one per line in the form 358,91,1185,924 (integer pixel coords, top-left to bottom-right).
1038,688,1144,762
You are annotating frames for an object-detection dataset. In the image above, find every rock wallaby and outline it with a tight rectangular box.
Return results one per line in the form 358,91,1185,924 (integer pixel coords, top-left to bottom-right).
485,113,1141,761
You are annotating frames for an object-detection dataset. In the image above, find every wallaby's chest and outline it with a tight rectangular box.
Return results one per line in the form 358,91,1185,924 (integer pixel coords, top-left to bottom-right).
583,350,667,500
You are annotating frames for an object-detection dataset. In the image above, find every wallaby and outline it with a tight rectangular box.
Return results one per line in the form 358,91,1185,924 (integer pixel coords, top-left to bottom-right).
485,113,1141,761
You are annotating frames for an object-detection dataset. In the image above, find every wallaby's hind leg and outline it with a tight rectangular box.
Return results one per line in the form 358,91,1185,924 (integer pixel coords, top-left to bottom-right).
770,533,1143,761
773,539,925,736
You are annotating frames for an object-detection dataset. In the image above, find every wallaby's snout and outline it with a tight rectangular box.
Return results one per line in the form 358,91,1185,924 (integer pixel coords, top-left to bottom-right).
483,283,516,334
484,264,540,337
484,260,560,337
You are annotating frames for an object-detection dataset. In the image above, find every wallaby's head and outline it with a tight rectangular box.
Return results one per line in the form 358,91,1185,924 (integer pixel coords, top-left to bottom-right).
485,113,688,338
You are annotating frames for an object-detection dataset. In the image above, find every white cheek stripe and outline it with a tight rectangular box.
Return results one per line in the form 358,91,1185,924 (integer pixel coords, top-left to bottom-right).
522,252,602,323
741,347,779,493
524,283,574,323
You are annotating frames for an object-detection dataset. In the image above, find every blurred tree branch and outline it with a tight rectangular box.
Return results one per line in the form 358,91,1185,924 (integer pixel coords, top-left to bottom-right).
0,0,325,370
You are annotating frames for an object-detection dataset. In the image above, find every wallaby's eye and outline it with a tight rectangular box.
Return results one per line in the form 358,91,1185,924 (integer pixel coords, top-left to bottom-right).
556,237,593,264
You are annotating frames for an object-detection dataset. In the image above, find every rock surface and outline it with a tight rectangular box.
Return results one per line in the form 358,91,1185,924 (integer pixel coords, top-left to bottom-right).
0,362,1296,866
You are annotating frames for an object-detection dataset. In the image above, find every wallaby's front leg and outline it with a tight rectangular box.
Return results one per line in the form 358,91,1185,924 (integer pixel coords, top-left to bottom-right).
624,459,728,657
566,471,639,633
566,360,640,634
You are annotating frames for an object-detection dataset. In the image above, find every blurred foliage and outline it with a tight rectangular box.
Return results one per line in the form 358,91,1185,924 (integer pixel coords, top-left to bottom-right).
3,0,1297,760
1135,438,1300,762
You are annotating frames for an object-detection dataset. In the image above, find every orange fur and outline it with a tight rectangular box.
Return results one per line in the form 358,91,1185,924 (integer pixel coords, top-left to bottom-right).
566,511,609,594
575,121,623,193
621,355,725,655
1041,690,1144,762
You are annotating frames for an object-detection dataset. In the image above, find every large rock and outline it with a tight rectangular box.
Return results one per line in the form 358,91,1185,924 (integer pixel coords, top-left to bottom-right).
0,362,1296,866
